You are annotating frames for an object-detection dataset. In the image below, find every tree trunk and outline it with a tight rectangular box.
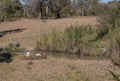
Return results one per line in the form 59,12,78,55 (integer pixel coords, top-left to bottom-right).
23,7,26,17
56,11,61,18
39,12,41,19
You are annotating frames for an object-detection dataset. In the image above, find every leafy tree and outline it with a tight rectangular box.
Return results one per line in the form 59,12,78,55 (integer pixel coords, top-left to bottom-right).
76,0,105,16
99,1,120,28
49,0,71,18
23,0,48,19
23,0,72,18
0,0,23,21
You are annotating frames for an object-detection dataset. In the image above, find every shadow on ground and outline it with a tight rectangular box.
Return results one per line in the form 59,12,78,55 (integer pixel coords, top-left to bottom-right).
0,28,26,38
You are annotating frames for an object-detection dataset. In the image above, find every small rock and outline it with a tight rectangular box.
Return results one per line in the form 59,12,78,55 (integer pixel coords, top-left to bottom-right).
9,42,21,48
26,52,31,57
35,53,42,57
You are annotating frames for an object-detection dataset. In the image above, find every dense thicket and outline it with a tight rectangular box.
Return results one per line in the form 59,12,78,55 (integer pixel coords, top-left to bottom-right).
23,0,106,18
0,0,119,20
0,0,23,22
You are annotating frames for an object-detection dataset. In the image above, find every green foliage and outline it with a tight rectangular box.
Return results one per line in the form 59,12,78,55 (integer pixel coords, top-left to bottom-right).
97,4,120,80
0,52,12,63
94,27,109,41
95,2,120,58
99,4,120,28
0,44,21,63
36,25,96,56
0,45,19,54
0,12,5,22
108,37,120,80
63,25,94,53
0,0,23,21
108,28,120,66
108,70,120,81
36,28,63,52
98,3,120,63
0,46,14,63
49,0,72,18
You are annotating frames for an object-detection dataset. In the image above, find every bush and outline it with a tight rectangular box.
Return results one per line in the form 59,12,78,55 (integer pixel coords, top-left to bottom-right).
0,12,5,22
0,46,13,63
36,25,96,57
95,3,120,60
0,45,20,63
98,4,120,28
98,4,120,64
97,4,120,80
0,52,12,63
0,0,23,22
108,70,120,81
107,27,120,65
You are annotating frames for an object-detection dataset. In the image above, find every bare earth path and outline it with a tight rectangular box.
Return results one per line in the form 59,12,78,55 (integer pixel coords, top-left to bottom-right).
0,16,98,48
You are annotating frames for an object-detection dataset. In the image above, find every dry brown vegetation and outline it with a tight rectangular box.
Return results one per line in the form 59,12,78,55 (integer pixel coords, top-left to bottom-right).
0,57,120,81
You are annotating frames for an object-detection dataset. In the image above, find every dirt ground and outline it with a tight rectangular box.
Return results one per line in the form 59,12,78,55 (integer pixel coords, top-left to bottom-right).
0,16,98,48
0,57,119,81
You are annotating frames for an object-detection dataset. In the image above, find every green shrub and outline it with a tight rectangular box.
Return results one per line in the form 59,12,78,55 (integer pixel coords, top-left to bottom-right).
0,46,14,63
107,27,120,65
99,4,120,80
0,52,12,63
0,12,5,22
108,70,120,81
0,45,20,63
36,25,96,57
99,5,120,29
62,25,94,54
0,0,23,22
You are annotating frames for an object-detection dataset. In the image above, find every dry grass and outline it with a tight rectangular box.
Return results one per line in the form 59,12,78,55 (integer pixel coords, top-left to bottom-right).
0,16,117,81
0,57,119,81
0,16,98,48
